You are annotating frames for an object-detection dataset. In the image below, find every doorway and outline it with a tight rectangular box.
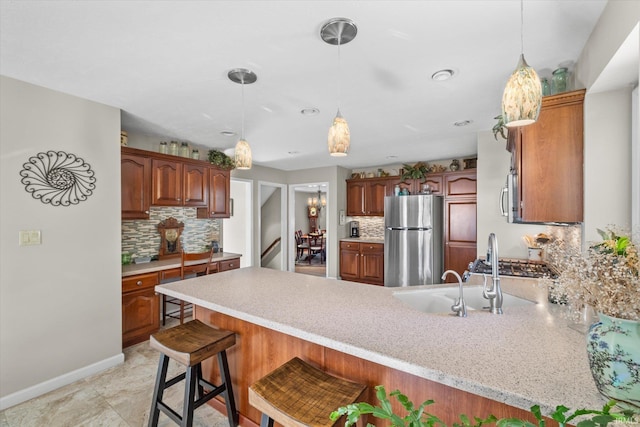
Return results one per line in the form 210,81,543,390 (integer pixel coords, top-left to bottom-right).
289,182,329,278
222,179,253,267
258,181,287,270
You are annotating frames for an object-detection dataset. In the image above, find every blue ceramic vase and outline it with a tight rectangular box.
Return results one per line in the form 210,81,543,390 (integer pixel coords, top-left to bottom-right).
587,313,640,410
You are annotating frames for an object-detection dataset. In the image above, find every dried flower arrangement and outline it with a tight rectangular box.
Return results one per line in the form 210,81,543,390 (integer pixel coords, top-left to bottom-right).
543,227,640,322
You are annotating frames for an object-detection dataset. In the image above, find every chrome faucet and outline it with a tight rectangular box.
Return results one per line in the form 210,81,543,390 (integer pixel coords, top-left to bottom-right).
483,233,503,314
442,270,466,317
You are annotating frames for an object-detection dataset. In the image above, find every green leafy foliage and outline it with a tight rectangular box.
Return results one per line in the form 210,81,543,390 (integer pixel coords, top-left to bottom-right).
401,162,429,182
207,149,236,169
492,115,507,140
329,386,637,427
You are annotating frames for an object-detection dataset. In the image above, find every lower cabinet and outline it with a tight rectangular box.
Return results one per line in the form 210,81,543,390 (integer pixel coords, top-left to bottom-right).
122,256,241,348
339,241,384,286
122,272,159,348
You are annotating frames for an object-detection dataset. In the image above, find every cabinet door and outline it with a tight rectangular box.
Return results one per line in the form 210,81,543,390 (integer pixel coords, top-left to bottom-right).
360,244,384,285
339,244,360,281
444,199,477,282
365,180,387,216
210,168,230,218
183,164,208,207
121,153,151,219
385,178,414,196
152,159,182,206
346,181,366,216
517,90,584,223
424,174,443,195
445,172,476,197
122,289,159,348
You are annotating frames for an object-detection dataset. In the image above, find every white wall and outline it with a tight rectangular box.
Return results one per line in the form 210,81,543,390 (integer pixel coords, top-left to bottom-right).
583,89,633,241
0,76,122,408
223,179,252,268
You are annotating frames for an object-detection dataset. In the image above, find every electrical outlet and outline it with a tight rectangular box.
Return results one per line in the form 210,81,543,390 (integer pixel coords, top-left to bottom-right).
19,230,41,246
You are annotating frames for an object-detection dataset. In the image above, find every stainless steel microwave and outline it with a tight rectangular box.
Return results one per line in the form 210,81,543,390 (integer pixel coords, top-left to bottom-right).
500,170,518,223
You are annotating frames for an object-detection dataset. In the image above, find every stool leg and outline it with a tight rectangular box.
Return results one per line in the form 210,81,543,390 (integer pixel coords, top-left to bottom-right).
162,295,167,326
218,350,238,427
182,365,197,427
179,301,185,325
259,413,274,427
148,354,170,427
195,363,204,400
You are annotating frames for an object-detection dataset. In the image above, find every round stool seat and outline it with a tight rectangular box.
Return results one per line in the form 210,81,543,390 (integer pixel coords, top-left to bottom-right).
249,357,366,427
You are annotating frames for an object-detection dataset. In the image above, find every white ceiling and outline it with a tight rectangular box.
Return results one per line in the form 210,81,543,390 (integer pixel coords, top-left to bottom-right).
0,0,609,171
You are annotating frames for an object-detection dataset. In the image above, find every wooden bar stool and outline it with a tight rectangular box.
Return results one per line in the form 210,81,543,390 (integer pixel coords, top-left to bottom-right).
148,320,238,427
248,357,366,427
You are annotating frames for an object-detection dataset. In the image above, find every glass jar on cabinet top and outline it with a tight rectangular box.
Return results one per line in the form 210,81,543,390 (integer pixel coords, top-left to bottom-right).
191,149,199,160
169,141,179,156
158,141,168,154
179,142,190,158
551,68,568,94
541,77,551,96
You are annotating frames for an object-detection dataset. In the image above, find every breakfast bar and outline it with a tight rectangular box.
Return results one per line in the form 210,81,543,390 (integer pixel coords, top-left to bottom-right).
155,267,607,425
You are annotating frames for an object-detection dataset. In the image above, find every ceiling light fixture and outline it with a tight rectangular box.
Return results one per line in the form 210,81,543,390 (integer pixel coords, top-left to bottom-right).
228,68,257,170
454,120,473,127
431,69,454,81
301,108,320,116
321,17,357,157
307,186,326,211
501,0,542,128
220,130,236,137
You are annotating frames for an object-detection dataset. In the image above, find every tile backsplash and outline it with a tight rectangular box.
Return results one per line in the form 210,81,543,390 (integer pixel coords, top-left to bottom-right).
122,207,221,258
352,216,385,239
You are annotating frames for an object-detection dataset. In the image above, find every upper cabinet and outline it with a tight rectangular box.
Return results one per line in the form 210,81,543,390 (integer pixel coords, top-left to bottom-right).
122,147,229,218
346,179,386,216
197,168,230,218
121,152,151,219
512,89,585,223
151,159,208,207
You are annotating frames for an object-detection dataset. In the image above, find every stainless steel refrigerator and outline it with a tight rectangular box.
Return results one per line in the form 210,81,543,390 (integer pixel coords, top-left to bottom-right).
384,195,443,287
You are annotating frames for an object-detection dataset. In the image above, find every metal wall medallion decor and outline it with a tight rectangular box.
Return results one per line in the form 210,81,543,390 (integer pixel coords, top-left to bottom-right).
20,150,96,206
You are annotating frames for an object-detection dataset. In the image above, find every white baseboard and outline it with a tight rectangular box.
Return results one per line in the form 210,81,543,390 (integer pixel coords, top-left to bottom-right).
0,352,124,411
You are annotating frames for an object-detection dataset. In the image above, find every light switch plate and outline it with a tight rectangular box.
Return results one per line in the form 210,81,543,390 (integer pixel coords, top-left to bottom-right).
19,230,41,246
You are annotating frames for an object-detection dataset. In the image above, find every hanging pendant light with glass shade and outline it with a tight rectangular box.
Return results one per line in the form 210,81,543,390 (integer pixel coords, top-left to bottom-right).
228,68,257,169
501,0,542,128
321,18,357,156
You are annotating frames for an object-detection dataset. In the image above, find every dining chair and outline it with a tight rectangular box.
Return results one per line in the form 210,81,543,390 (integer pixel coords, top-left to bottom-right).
309,234,325,264
162,249,214,325
295,230,309,261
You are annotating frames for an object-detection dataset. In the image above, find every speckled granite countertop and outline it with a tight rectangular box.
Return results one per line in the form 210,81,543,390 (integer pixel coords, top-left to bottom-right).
155,267,606,414
340,237,385,244
122,252,241,277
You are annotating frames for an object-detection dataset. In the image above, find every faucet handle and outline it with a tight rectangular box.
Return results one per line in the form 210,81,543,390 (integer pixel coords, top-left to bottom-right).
451,298,467,317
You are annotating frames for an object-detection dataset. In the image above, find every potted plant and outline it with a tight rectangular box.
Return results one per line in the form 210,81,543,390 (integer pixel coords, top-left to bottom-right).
543,227,640,409
401,162,429,182
330,385,638,427
208,149,236,169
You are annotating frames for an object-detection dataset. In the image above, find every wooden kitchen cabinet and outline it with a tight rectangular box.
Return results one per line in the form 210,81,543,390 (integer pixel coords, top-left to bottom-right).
122,272,159,348
443,170,477,282
121,152,151,219
219,258,240,271
197,167,230,218
339,241,384,285
152,159,208,207
345,179,386,216
513,89,585,223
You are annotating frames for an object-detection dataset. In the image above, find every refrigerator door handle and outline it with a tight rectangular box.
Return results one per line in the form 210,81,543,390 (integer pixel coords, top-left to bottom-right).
386,227,432,231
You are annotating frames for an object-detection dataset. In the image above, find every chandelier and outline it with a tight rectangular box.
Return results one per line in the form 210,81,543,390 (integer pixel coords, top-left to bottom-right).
307,187,326,211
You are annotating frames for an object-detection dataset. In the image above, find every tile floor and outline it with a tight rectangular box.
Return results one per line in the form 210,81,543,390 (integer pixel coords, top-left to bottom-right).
0,320,231,427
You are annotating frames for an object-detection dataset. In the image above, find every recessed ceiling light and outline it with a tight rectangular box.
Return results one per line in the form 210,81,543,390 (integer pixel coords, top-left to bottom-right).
454,120,473,127
431,69,454,81
220,130,236,137
288,151,300,155
300,108,320,116
386,155,398,159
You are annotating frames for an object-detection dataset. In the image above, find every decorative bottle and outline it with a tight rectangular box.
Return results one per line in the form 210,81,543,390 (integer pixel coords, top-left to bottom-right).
551,68,568,94
449,159,460,171
179,142,190,158
169,141,179,156
541,78,551,96
158,141,168,154
191,149,199,160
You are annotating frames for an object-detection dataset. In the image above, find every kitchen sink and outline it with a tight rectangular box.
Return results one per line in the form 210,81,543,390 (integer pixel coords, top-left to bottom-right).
393,285,535,314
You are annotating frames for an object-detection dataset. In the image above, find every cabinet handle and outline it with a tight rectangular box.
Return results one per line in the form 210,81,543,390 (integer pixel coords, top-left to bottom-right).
185,198,190,202
136,281,142,286
144,210,149,214
229,263,234,267
177,197,181,201
211,211,215,215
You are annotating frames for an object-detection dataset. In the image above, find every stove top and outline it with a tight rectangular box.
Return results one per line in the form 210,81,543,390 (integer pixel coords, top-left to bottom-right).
470,258,557,279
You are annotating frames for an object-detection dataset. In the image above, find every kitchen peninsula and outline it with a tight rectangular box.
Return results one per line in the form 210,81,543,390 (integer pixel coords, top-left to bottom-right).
156,267,607,425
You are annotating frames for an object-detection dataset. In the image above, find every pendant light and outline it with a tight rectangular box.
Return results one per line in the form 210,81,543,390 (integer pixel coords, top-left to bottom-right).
228,68,257,169
321,18,357,156
501,0,542,128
